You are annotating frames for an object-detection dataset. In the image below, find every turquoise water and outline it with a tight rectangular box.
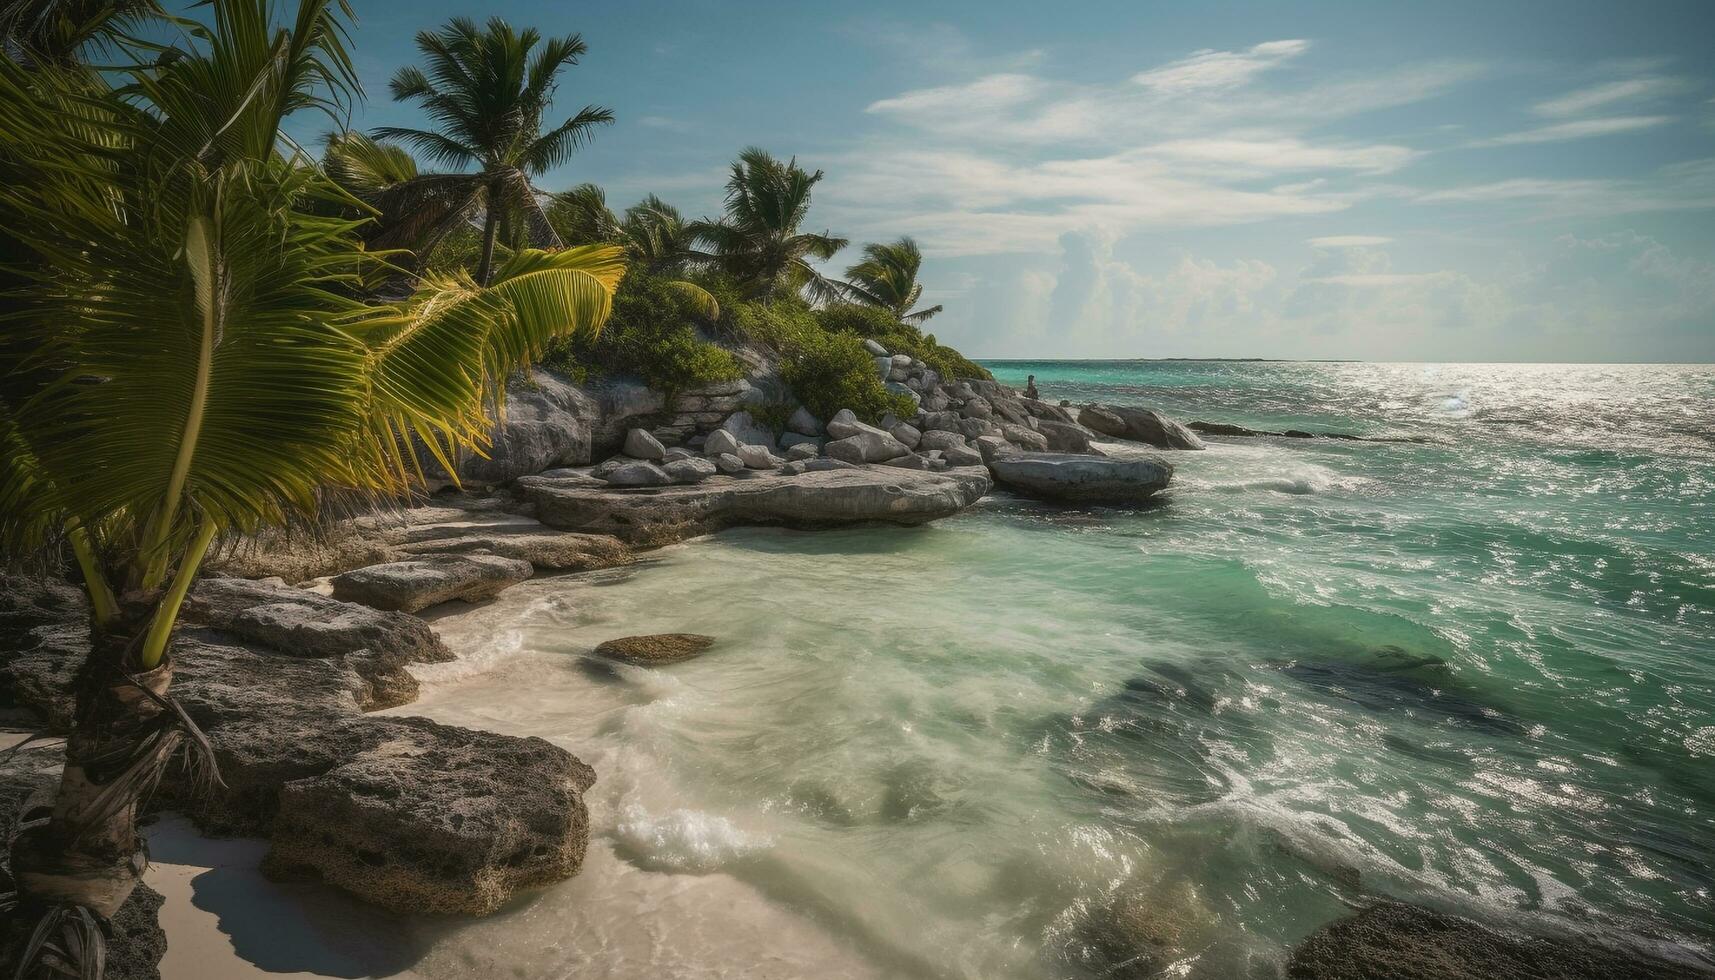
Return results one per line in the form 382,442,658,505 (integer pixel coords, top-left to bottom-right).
398,361,1715,979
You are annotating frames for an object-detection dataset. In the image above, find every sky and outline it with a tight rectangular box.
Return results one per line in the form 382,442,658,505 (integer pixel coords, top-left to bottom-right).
288,0,1715,361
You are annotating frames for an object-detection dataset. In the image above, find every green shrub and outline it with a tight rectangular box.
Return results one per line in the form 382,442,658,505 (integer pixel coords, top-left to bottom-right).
781,329,916,424
543,272,741,396
748,399,796,436
814,303,992,383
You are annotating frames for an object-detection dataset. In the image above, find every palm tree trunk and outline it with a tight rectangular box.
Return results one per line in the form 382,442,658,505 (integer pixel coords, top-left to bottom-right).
7,603,181,960
476,182,500,287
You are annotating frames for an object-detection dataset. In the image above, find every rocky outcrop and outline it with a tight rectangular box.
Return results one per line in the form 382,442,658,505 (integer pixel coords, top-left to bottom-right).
593,633,716,666
2,601,600,914
184,576,452,710
331,554,533,613
262,715,596,917
212,494,630,582
1188,420,1439,444
1079,404,1205,450
518,467,993,546
987,452,1172,503
1288,903,1715,980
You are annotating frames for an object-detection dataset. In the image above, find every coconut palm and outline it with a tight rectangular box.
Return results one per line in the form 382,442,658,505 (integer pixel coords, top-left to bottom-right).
844,237,942,324
550,184,718,318
0,0,161,66
693,147,848,304
0,2,623,974
373,17,613,285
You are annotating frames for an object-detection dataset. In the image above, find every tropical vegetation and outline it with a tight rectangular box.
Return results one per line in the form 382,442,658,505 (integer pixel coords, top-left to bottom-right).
0,2,621,975
373,16,614,284
691,148,849,304
844,237,942,323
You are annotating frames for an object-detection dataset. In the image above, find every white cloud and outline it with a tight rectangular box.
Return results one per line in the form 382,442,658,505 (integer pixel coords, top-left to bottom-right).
1131,39,1309,93
1148,137,1418,174
1472,115,1672,146
1533,76,1682,117
1307,235,1394,248
866,73,1042,117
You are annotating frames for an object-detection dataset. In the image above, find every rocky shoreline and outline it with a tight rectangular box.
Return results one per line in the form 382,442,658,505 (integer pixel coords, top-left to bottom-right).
4,353,1703,979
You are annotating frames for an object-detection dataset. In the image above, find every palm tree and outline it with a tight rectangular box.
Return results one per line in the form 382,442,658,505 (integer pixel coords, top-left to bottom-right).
374,17,613,285
844,237,943,323
0,0,161,66
550,184,718,318
693,147,848,304
0,3,622,974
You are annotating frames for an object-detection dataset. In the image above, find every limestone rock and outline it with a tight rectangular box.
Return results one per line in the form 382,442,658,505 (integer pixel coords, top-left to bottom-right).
519,467,992,546
737,444,782,469
918,430,969,453
1001,423,1050,452
941,443,985,467
863,338,888,356
890,423,922,449
331,554,533,614
719,410,774,449
663,456,718,484
263,716,596,917
593,633,716,666
704,428,742,456
973,434,1015,462
785,442,821,462
825,408,863,439
786,406,823,435
825,430,910,464
1034,418,1100,454
622,427,667,460
880,453,929,470
958,418,1002,440
605,460,672,487
713,452,744,474
1079,404,1205,450
987,452,1172,503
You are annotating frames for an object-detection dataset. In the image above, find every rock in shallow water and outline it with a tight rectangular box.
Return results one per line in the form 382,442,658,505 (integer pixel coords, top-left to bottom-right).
331,554,533,614
594,633,716,666
1287,902,1715,980
987,452,1172,503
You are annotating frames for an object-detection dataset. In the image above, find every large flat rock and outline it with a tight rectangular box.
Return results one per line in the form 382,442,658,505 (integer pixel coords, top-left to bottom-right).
331,553,534,614
987,452,1173,504
517,466,992,545
263,716,596,917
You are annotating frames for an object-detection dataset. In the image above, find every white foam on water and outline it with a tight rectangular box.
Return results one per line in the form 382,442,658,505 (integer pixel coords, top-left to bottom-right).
613,803,772,873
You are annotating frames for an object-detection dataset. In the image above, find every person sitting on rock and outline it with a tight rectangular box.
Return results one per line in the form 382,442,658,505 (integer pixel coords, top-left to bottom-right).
1024,374,1040,400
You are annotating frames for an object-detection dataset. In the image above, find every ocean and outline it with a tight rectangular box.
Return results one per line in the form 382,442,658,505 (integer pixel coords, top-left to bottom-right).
374,361,1715,978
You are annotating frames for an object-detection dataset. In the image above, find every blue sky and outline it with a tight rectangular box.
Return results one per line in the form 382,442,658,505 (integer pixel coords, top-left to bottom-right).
296,1,1715,361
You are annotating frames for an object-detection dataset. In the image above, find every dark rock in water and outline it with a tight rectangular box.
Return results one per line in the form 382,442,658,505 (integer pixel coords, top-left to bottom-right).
1067,876,1219,980
1276,649,1522,736
331,553,533,613
1189,420,1269,437
1288,902,1715,980
1283,430,1316,439
262,715,596,916
987,452,1172,504
594,633,715,666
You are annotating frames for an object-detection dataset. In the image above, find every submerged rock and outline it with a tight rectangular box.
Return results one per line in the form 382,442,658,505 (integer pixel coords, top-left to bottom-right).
1288,902,1715,980
263,715,597,917
518,467,992,546
594,633,716,666
331,554,533,614
987,452,1172,503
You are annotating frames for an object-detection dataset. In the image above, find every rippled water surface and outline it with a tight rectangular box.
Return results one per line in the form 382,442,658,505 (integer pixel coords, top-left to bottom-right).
396,361,1715,979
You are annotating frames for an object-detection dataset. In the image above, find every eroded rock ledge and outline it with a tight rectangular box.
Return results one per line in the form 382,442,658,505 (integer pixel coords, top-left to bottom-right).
0,575,596,917
519,465,994,546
